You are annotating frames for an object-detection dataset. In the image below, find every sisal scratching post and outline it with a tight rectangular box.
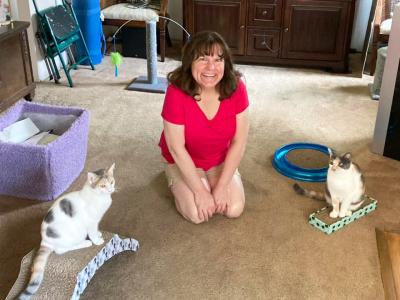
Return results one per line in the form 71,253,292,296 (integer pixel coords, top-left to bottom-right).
6,232,139,300
127,20,168,93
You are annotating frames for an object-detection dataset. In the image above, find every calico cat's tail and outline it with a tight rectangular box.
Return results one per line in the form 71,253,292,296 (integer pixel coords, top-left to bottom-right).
18,244,52,300
293,183,325,201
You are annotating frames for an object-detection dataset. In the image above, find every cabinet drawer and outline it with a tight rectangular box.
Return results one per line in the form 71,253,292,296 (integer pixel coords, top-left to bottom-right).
248,0,282,27
246,29,280,57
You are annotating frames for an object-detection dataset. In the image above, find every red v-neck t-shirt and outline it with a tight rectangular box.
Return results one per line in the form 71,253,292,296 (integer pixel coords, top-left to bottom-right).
159,80,249,171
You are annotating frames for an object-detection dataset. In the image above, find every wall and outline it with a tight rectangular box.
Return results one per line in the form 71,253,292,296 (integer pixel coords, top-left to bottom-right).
351,0,373,51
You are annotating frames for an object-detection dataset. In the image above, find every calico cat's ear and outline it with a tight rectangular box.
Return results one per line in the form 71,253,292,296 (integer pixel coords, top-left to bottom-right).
107,163,115,175
87,172,99,185
343,152,352,160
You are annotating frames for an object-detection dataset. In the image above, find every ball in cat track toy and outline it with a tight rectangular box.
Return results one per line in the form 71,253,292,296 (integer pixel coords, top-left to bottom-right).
272,142,331,182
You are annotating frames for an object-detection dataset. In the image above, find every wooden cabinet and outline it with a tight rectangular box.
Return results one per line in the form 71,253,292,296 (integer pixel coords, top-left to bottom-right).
184,0,247,55
281,0,350,61
184,0,355,72
0,21,35,112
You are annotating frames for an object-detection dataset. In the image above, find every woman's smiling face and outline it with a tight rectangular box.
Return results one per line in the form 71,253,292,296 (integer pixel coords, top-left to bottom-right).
191,44,225,91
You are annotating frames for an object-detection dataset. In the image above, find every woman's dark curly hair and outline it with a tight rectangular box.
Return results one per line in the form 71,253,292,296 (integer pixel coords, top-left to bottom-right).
167,31,242,101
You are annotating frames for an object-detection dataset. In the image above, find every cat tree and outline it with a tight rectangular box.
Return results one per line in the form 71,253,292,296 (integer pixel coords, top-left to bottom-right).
127,20,167,93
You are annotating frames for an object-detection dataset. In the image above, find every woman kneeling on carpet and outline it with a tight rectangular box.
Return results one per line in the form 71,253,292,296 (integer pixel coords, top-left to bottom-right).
159,31,250,224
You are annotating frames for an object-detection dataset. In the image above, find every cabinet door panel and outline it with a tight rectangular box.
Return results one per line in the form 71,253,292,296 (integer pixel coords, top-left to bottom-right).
186,0,246,55
281,0,349,61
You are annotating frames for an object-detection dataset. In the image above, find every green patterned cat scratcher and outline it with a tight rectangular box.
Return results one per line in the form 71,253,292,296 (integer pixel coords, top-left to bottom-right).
309,196,377,235
6,231,139,300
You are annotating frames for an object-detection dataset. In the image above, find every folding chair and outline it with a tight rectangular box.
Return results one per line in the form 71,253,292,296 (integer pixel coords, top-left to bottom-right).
32,0,95,87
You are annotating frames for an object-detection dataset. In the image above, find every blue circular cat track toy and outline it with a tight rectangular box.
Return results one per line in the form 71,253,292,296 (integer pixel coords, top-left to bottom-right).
272,142,330,182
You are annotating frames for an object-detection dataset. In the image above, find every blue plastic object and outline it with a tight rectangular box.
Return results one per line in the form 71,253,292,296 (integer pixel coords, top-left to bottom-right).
73,0,103,65
272,143,330,182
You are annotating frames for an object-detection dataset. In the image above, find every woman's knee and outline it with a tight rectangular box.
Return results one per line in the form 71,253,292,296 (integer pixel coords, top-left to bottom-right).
225,200,245,218
182,207,204,224
172,188,204,224
225,174,245,218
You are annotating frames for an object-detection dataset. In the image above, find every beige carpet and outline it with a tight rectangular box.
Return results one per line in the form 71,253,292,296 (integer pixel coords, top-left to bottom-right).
1,51,399,299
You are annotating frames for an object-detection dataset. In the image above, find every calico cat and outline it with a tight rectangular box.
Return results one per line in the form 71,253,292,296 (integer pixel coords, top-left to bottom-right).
293,150,365,218
18,163,116,300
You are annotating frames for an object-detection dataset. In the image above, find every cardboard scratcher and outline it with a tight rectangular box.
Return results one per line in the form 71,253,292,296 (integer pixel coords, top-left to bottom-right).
309,196,377,234
6,232,139,300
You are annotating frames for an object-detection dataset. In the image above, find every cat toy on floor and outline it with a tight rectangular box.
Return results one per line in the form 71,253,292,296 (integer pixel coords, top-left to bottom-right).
108,11,190,93
309,196,377,234
110,52,122,77
273,142,330,182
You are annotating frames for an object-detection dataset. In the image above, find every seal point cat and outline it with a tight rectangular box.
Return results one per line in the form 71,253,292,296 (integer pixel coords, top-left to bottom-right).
293,149,365,219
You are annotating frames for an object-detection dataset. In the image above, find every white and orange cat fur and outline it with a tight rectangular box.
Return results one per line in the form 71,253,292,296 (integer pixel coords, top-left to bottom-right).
18,163,116,300
294,150,365,218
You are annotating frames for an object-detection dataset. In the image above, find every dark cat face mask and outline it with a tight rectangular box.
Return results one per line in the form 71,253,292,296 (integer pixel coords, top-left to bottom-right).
329,150,351,171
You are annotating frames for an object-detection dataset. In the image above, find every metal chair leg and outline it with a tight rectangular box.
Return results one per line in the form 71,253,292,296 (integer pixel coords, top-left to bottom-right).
49,55,61,82
57,49,74,87
67,47,77,70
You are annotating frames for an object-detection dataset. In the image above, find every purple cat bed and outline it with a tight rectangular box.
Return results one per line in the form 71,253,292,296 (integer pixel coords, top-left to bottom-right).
0,100,89,201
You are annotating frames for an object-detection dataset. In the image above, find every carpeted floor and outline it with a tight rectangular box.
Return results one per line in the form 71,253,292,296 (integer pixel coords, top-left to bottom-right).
1,50,399,299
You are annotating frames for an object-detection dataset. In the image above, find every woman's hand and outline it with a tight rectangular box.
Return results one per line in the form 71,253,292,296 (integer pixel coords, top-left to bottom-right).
194,189,215,222
213,184,231,215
